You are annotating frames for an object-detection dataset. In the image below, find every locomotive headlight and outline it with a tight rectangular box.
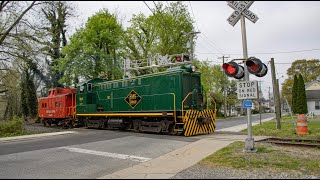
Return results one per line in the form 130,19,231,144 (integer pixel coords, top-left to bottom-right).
191,65,196,72
181,65,195,72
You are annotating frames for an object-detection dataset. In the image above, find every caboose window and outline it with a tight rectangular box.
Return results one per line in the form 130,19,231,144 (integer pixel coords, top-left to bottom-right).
88,83,92,92
58,89,62,94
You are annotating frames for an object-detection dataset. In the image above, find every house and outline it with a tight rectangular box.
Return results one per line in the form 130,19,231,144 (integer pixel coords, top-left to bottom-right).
305,79,320,115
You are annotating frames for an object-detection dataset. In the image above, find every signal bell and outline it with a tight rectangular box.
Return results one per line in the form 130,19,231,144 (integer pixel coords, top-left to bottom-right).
222,62,244,79
246,57,268,77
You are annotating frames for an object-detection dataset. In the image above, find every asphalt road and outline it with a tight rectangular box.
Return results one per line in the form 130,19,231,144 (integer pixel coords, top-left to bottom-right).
0,128,197,179
215,113,275,130
0,113,274,178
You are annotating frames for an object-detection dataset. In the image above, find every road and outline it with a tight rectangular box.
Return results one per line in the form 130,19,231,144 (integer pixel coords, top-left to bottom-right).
0,113,274,178
215,113,275,130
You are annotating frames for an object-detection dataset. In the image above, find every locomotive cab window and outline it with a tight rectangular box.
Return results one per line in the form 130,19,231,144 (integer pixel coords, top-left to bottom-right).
79,85,85,93
87,83,92,92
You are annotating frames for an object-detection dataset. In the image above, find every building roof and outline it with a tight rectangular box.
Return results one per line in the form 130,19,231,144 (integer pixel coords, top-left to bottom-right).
305,81,320,90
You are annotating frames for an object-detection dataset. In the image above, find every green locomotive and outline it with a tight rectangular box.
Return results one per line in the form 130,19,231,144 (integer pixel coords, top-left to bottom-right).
76,65,216,136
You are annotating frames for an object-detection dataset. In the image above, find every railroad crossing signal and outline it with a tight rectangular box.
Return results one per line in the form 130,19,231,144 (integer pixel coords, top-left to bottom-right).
222,58,268,79
227,1,259,26
175,54,190,62
226,1,260,153
246,57,268,77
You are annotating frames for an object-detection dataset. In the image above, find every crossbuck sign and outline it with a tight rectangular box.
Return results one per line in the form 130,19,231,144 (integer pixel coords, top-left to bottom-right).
227,1,259,26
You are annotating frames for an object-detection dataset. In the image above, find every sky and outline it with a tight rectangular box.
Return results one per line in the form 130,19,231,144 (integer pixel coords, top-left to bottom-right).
68,1,320,99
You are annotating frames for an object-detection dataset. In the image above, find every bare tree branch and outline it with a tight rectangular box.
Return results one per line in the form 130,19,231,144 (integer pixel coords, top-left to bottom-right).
0,1,36,45
0,89,8,93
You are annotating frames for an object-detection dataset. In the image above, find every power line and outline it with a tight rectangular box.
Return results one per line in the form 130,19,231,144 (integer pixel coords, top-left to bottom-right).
153,1,168,27
199,34,225,55
188,1,225,55
198,48,320,55
143,1,167,30
188,1,200,32
198,35,224,56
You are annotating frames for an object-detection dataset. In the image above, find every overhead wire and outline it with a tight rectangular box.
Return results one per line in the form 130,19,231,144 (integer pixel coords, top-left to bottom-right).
198,48,320,55
188,1,225,56
153,1,167,25
143,1,168,31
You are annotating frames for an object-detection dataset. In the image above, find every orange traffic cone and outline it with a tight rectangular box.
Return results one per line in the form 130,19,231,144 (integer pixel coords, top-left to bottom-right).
297,114,309,135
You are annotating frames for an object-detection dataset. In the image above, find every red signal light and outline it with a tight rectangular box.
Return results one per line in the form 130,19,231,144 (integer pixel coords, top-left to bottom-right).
227,65,236,74
246,57,268,77
175,56,182,62
222,62,244,79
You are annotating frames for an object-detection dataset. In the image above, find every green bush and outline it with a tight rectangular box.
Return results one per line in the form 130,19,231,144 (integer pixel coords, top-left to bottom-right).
216,111,224,117
0,116,25,137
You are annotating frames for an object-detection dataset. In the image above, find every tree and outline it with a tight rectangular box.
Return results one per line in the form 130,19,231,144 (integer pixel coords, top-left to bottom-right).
0,1,37,46
281,59,320,107
1,69,21,120
40,1,76,88
123,1,194,75
193,59,237,116
296,73,308,114
291,74,298,113
57,9,124,87
226,80,238,116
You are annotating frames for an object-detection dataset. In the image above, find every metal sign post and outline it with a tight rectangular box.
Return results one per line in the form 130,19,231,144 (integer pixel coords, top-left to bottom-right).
227,1,259,153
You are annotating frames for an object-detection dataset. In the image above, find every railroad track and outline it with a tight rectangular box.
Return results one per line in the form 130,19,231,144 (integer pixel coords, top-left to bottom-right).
256,137,320,148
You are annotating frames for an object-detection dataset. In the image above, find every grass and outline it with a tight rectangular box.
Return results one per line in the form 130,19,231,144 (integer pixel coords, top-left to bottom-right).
200,113,320,176
241,114,320,139
201,141,320,176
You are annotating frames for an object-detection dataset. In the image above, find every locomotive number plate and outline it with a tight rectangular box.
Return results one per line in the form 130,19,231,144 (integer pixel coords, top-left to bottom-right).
125,90,141,108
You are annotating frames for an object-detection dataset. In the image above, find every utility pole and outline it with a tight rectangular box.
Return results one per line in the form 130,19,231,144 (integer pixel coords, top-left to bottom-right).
268,86,271,111
258,80,262,125
185,31,201,61
270,58,281,129
218,55,229,118
277,79,282,118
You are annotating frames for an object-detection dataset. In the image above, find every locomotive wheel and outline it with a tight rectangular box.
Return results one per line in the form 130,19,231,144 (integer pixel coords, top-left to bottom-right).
133,120,141,132
168,124,177,135
67,121,73,129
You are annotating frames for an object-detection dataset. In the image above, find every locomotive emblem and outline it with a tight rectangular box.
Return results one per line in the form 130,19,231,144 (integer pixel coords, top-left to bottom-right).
125,90,141,108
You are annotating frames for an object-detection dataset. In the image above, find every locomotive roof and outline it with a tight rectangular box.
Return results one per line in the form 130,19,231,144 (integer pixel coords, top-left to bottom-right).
78,66,199,86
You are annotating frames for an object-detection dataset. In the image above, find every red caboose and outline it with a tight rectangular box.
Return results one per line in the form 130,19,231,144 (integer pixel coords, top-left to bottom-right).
38,87,76,127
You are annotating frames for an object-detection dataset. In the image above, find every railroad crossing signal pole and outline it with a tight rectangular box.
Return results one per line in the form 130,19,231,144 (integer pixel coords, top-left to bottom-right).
227,1,259,153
